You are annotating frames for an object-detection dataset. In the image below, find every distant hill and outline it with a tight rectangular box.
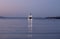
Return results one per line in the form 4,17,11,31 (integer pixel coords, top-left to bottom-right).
0,16,5,18
46,17,60,19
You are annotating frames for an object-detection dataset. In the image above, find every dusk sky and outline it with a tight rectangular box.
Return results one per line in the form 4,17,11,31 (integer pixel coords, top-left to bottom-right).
0,0,60,17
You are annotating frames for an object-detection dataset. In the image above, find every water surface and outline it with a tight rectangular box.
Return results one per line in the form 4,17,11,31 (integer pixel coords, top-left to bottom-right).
0,19,60,39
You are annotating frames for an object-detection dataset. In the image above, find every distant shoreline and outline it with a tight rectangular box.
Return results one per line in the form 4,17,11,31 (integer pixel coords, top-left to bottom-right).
0,16,60,19
45,17,60,19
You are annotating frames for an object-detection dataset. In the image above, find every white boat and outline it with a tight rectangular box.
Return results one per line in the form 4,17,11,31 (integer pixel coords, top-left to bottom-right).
28,13,32,20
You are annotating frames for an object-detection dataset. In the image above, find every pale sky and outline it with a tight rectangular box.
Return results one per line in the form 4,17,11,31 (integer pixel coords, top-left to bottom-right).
0,0,60,17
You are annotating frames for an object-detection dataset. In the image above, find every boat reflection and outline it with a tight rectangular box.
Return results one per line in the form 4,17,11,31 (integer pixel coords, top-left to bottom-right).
28,19,32,39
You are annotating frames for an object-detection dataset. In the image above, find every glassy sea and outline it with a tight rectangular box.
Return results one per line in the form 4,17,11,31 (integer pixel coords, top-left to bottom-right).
0,19,60,39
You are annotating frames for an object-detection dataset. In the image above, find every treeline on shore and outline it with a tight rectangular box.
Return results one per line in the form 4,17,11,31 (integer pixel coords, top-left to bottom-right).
45,17,60,19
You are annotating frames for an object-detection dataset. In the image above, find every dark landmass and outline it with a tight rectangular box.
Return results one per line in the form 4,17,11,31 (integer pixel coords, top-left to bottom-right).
0,16,5,18
33,17,43,19
0,16,60,19
45,17,60,19
0,17,27,19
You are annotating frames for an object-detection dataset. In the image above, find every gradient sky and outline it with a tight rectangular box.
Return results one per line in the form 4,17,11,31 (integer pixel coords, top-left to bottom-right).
0,0,60,17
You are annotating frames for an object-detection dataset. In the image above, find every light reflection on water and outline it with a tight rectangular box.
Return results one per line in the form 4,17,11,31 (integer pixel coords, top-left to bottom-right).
28,19,32,39
28,19,32,32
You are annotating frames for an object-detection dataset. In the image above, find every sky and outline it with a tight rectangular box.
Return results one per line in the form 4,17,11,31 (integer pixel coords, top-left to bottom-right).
0,0,60,17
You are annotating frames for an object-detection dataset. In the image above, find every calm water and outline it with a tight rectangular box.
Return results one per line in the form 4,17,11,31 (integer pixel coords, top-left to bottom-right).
0,19,60,39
